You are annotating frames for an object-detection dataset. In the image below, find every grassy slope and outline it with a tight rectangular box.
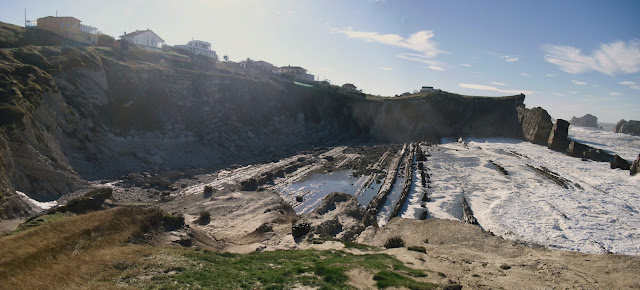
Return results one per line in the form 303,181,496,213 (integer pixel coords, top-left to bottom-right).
0,207,441,289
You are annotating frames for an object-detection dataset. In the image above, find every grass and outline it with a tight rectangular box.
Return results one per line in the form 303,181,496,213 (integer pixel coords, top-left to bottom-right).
111,249,438,289
0,207,165,289
0,205,441,289
10,211,72,234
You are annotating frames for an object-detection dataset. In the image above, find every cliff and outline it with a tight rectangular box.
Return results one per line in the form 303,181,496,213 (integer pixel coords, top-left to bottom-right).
0,22,528,216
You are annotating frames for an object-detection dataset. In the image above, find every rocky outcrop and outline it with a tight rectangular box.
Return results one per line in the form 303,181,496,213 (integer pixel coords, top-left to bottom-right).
613,119,640,136
610,155,631,170
517,106,553,145
295,192,377,241
631,155,640,176
0,34,528,215
566,140,612,162
547,119,570,152
570,114,598,128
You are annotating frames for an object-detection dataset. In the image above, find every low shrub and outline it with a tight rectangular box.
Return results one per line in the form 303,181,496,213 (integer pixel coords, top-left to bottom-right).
384,236,405,249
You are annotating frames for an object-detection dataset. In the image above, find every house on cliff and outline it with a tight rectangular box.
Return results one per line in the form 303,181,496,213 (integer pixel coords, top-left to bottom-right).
175,40,217,58
120,29,165,50
278,65,315,82
341,83,358,92
35,16,99,44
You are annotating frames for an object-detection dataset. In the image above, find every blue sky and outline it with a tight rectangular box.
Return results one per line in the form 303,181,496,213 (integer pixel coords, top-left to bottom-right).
1,0,639,122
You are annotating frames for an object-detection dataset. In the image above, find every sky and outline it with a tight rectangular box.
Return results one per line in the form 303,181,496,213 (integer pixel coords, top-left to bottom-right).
1,0,639,122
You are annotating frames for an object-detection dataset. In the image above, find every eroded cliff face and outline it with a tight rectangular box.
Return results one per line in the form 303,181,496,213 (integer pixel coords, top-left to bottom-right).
0,44,528,212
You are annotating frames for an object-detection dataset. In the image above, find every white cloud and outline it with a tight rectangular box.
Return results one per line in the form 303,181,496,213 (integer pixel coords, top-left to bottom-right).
396,53,442,66
428,65,445,71
505,57,519,62
331,27,445,58
490,82,507,86
554,93,565,96
619,80,640,90
610,92,622,96
520,72,531,78
460,64,472,67
571,80,587,85
571,91,579,94
379,67,393,71
545,73,557,77
542,40,640,75
458,83,533,95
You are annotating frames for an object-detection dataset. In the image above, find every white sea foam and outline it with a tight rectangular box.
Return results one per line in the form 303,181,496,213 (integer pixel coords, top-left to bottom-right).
16,191,58,210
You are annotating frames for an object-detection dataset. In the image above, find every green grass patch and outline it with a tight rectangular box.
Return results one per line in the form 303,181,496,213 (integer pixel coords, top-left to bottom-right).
116,248,438,289
343,241,377,251
10,212,72,234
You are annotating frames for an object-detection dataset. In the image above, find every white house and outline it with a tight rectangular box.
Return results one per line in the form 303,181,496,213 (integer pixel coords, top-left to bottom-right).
175,40,217,58
278,65,314,82
420,86,434,93
120,29,164,50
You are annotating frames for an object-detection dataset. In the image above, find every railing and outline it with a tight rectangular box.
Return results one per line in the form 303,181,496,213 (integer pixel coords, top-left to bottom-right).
80,24,98,34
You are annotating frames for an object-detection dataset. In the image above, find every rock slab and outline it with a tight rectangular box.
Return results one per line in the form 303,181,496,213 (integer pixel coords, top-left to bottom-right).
548,119,570,152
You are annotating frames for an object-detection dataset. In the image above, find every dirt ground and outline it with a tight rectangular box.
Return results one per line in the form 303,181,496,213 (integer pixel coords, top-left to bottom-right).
354,218,640,289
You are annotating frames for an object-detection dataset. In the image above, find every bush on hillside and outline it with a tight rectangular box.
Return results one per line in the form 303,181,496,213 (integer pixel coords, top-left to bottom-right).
384,236,405,249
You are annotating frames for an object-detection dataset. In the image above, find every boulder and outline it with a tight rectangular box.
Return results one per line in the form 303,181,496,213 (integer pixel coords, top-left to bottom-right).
517,106,553,145
569,114,598,128
297,192,378,241
613,119,640,136
239,178,258,191
631,155,640,176
566,140,612,162
610,155,631,170
547,119,570,152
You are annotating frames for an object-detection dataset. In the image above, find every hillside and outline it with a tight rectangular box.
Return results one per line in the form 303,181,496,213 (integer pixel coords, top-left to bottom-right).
0,21,527,215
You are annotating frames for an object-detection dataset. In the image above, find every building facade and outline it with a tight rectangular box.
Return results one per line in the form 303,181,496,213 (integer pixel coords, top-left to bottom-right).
420,86,434,93
36,16,98,44
175,40,217,58
120,30,165,50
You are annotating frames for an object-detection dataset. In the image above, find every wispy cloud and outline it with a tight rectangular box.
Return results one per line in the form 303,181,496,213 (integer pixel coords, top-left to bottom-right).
396,53,442,66
331,27,444,58
379,67,393,71
428,65,445,71
554,93,565,96
460,64,472,67
619,80,640,90
545,73,557,77
490,52,519,62
610,92,622,96
571,80,587,85
490,82,507,86
542,40,640,75
458,83,533,95
520,72,531,78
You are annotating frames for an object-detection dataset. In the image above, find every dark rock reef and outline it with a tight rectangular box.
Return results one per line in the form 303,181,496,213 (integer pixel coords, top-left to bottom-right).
613,119,640,136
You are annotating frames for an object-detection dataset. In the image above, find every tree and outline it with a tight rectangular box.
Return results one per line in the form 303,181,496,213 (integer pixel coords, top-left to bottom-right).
97,34,116,47
223,55,229,62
